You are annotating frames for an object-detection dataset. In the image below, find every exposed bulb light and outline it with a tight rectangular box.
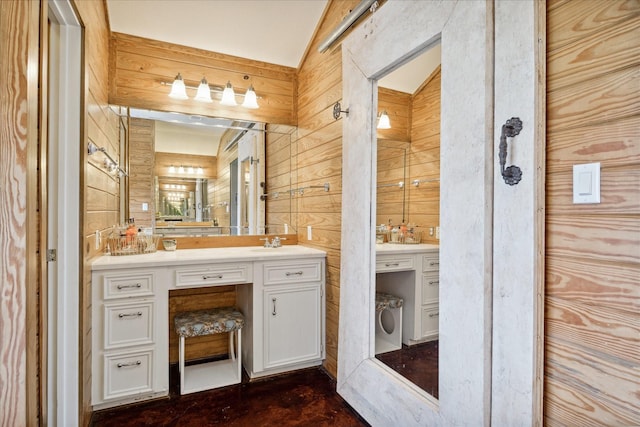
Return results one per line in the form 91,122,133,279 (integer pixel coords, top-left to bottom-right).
377,111,391,129
168,73,188,100
242,85,259,109
169,165,176,173
194,77,212,103
220,81,237,106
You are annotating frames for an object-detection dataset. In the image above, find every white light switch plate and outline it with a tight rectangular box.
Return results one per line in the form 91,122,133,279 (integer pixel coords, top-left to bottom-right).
573,162,600,204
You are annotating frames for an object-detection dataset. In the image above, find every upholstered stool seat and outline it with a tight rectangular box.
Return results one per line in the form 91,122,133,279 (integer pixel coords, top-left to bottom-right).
375,292,403,355
174,307,244,395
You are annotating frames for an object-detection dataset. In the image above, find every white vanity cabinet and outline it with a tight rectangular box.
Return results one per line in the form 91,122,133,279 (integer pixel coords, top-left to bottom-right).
91,269,169,410
376,244,439,345
91,246,326,409
240,258,325,378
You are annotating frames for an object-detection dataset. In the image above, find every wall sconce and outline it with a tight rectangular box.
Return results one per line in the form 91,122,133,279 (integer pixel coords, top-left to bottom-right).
377,111,391,129
165,74,260,109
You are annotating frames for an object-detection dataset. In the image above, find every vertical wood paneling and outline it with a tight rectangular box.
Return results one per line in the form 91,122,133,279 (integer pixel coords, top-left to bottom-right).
265,123,295,233
0,1,40,425
128,118,155,227
73,0,120,424
545,1,640,425
295,0,362,377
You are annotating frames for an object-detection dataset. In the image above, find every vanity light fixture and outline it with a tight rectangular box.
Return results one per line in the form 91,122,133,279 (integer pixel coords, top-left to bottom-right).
197,167,204,175
377,111,391,129
194,77,213,103
242,85,259,109
168,73,188,100
188,166,195,174
220,81,238,106
178,166,185,174
169,165,176,173
164,74,260,109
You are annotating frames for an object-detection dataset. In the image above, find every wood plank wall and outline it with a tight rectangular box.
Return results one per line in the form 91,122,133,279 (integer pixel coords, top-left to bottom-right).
109,33,297,126
0,1,40,424
73,0,121,424
407,68,441,244
212,130,239,228
265,123,296,234
295,0,362,377
128,118,155,227
545,1,640,424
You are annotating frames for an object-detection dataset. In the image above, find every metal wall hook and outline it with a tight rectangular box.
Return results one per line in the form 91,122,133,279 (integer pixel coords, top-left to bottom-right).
333,102,349,120
498,117,523,185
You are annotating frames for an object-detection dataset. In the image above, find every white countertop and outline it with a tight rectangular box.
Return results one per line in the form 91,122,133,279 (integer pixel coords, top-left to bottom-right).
375,243,439,255
91,245,327,271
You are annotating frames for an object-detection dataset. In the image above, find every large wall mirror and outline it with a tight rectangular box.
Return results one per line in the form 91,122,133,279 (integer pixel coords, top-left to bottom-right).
338,1,493,425
374,44,442,398
119,108,296,237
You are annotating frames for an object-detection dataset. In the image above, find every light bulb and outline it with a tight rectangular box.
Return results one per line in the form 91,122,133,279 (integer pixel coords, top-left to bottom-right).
194,77,212,102
242,85,259,109
377,111,391,129
168,73,188,100
220,81,237,106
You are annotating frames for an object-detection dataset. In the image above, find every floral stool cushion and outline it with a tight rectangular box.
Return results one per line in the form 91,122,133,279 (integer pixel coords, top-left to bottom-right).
375,292,404,312
174,307,244,338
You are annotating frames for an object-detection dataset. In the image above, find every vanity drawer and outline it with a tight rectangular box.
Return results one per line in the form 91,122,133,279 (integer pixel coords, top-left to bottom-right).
104,272,154,299
422,254,440,272
263,260,322,285
421,303,439,338
376,255,415,272
104,301,154,349
103,349,153,401
174,263,251,288
421,273,439,304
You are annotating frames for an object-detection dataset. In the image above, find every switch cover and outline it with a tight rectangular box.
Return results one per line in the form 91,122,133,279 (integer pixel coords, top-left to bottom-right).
573,162,600,204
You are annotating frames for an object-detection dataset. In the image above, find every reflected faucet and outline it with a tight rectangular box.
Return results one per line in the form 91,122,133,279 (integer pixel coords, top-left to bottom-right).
259,236,286,248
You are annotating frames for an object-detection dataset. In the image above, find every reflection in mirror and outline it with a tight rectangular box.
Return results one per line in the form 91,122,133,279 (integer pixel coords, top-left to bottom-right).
373,43,442,398
123,108,295,237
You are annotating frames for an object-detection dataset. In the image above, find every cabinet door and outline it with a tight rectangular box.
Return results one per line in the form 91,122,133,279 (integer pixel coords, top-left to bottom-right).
264,285,322,369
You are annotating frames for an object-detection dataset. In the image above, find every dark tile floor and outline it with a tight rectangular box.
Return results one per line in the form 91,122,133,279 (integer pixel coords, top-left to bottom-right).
375,340,439,398
91,367,369,427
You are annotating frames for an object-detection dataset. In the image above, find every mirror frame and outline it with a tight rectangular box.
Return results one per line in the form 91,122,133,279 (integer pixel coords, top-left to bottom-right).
338,1,493,425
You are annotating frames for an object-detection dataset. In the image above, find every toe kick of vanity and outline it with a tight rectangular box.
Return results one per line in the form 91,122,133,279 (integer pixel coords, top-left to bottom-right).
91,246,326,410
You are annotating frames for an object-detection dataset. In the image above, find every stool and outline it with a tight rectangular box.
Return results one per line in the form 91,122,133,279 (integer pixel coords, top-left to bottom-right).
374,292,403,355
174,307,244,395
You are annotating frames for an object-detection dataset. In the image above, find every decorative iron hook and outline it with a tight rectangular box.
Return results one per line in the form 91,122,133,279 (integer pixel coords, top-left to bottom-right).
333,102,349,120
498,117,523,185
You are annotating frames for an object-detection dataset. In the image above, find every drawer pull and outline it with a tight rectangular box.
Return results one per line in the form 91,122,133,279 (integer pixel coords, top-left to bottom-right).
429,261,439,267
285,271,303,277
385,262,400,267
272,298,277,316
202,274,223,280
118,311,143,318
116,360,142,368
429,312,439,318
428,280,439,285
117,283,142,290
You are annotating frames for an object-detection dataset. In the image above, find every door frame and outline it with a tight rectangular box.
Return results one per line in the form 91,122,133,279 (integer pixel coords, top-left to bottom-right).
46,0,82,424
